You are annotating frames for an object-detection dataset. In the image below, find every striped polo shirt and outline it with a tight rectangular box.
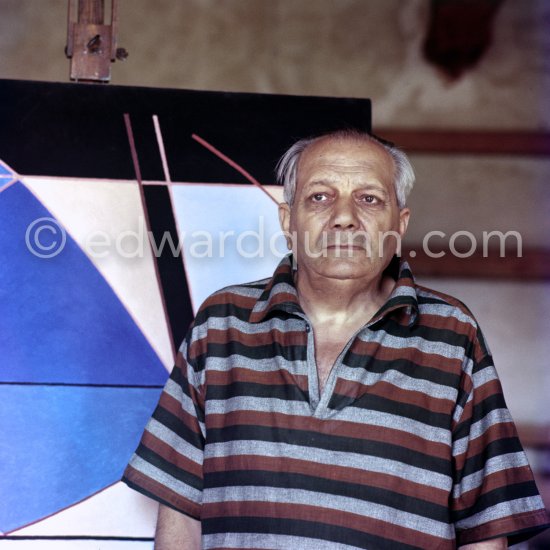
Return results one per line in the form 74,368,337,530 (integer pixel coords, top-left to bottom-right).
123,255,549,548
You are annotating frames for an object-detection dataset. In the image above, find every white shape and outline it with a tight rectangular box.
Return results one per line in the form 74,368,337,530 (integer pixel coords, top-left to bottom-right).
171,183,286,312
22,176,173,370
7,482,157,538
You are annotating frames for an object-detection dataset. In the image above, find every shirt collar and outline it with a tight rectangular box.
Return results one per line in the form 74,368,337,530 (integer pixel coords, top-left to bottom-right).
249,254,419,326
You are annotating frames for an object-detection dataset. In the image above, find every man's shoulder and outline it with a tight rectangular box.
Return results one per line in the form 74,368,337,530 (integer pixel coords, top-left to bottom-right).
413,282,479,330
194,275,272,321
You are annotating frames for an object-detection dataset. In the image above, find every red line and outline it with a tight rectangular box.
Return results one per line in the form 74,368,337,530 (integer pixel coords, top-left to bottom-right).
124,113,177,364
191,134,278,205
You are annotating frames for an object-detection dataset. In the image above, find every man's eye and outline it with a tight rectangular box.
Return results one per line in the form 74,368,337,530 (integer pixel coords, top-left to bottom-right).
360,195,379,204
311,193,328,202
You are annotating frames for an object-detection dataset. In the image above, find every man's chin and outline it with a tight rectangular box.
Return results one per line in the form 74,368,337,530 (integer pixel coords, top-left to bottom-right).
306,257,382,281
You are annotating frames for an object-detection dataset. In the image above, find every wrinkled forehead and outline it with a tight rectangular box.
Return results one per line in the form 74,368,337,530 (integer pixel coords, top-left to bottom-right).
297,136,396,186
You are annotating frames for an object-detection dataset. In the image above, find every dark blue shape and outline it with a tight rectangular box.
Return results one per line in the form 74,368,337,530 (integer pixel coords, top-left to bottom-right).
0,181,169,386
0,385,162,533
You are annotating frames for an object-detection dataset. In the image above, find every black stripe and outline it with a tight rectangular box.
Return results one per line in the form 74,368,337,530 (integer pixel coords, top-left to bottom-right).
195,302,254,324
144,185,194,351
206,381,308,402
453,393,509,440
471,353,494,374
152,405,204,450
135,443,203,490
202,515,424,550
452,481,541,522
331,391,451,429
343,353,461,388
206,424,449,475
169,361,205,423
375,294,417,319
379,318,472,351
470,392,508,425
202,341,307,362
456,437,525,480
204,469,450,522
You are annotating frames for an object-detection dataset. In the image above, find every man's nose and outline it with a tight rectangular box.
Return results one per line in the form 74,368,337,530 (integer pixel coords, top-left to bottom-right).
330,197,359,229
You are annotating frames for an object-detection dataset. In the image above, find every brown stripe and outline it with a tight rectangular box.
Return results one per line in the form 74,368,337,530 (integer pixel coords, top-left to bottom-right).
453,465,539,511
333,378,454,415
203,454,449,506
201,500,451,548
416,312,474,335
204,409,450,459
349,339,463,374
457,509,550,546
207,366,309,392
453,421,520,471
123,464,201,518
157,391,203,437
202,327,307,347
141,430,202,478
204,291,258,310
471,378,507,406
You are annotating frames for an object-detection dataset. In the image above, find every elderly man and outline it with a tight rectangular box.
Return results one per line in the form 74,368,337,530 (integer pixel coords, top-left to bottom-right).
123,130,549,549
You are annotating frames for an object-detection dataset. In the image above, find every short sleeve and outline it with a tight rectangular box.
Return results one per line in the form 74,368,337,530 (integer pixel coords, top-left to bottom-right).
450,329,549,546
122,335,206,519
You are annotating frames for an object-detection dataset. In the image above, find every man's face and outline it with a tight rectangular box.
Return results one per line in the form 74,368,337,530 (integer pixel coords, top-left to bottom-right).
278,137,410,283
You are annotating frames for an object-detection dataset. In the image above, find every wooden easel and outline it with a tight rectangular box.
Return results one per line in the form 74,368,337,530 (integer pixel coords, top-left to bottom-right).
66,0,127,82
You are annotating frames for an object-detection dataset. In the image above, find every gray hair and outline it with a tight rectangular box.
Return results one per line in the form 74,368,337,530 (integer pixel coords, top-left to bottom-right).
275,130,415,208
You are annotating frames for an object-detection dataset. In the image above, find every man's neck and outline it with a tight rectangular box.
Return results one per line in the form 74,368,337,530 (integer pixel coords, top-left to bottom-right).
294,269,396,329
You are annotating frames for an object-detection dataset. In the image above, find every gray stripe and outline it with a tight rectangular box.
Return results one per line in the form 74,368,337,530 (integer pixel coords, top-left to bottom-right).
455,495,546,530
206,395,312,417
206,355,309,376
203,532,363,550
453,452,529,497
338,364,458,402
191,315,306,351
252,281,298,313
203,314,306,334
145,418,203,464
204,440,452,491
214,283,266,299
356,332,467,362
322,407,451,444
164,379,198,418
206,396,451,444
472,364,499,388
453,408,514,457
417,302,476,326
129,454,202,503
470,409,512,441
202,486,454,540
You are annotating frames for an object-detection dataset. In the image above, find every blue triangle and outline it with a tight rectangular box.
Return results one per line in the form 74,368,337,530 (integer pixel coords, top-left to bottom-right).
0,181,169,386
0,385,162,533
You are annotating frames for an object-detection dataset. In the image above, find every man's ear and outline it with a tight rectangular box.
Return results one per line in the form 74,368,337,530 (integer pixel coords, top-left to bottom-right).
398,207,410,238
278,202,294,251
278,202,291,234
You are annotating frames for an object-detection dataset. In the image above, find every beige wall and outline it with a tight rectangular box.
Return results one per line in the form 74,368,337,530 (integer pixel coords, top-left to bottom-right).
2,0,549,129
1,0,549,424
